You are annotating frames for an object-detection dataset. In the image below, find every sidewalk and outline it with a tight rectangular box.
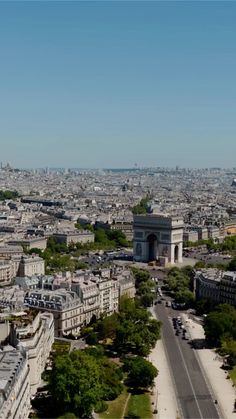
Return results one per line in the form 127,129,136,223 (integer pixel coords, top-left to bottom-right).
182,313,236,419
149,309,181,419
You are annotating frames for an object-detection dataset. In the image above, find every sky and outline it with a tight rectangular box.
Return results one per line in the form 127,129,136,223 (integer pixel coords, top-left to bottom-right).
0,1,235,169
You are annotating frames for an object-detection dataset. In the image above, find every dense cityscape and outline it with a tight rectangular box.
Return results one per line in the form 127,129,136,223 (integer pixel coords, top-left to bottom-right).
0,164,236,418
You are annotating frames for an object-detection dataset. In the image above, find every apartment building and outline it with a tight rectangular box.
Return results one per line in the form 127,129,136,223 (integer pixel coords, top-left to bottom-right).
0,286,25,310
71,278,100,324
96,277,119,315
24,289,84,337
0,246,23,258
0,261,12,286
219,272,236,306
183,230,199,243
8,311,54,395
118,276,136,299
15,276,39,290
110,220,133,240
0,349,31,419
17,255,45,277
53,230,94,245
194,268,221,303
195,269,236,306
8,237,47,250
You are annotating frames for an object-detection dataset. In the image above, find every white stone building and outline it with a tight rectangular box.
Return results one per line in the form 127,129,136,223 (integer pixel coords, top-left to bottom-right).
17,255,45,277
8,311,54,395
0,349,31,419
24,289,84,337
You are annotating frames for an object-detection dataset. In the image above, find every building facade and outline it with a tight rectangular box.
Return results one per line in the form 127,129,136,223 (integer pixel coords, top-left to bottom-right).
195,269,236,306
24,289,84,337
9,311,54,395
17,255,45,277
0,261,12,286
0,349,31,419
53,230,94,245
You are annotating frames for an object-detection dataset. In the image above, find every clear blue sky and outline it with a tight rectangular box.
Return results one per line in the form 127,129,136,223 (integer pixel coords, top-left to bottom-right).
0,1,235,168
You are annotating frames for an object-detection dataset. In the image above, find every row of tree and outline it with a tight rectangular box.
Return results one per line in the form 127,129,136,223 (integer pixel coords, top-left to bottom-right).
164,266,195,307
203,304,236,372
75,221,130,248
84,296,161,357
194,257,236,272
0,189,19,201
184,236,236,254
132,268,156,308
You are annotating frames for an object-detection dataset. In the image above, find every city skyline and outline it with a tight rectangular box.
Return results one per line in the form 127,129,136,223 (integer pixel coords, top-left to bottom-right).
0,1,235,168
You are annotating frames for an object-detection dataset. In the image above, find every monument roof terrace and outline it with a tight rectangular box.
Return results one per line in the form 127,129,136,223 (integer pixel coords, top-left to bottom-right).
133,214,184,229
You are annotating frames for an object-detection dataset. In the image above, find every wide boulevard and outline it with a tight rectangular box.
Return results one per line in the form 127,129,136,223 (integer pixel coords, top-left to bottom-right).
154,303,221,419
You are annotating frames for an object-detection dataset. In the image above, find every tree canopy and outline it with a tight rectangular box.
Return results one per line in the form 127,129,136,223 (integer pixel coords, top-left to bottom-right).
132,196,151,215
123,356,158,389
204,304,236,346
165,266,195,308
49,349,123,418
0,190,19,201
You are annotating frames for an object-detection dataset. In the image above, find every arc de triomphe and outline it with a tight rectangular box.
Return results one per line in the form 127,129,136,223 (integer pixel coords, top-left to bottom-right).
133,214,183,264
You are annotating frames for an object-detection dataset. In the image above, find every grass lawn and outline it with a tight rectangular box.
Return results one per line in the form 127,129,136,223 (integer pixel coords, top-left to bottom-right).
125,391,153,419
99,388,129,419
229,365,236,386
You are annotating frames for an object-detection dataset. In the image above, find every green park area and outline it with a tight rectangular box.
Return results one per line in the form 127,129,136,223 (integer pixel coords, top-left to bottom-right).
40,283,160,419
125,391,153,419
100,388,153,419
99,387,129,419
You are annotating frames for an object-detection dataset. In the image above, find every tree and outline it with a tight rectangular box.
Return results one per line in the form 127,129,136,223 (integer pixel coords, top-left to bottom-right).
107,229,129,247
99,358,123,400
49,351,103,418
94,313,120,340
132,196,151,215
204,304,236,346
220,339,236,366
85,332,98,345
228,257,236,271
140,293,154,308
132,268,150,287
124,356,158,388
0,190,19,201
113,300,160,356
174,289,195,307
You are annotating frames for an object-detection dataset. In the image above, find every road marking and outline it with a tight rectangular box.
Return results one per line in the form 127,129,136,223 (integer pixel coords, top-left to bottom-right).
175,334,204,419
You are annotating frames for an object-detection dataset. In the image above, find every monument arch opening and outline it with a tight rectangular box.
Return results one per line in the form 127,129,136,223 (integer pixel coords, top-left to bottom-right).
174,245,179,263
147,233,158,261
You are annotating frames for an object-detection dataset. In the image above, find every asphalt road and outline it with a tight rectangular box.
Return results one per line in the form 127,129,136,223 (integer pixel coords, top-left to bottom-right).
154,304,221,419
